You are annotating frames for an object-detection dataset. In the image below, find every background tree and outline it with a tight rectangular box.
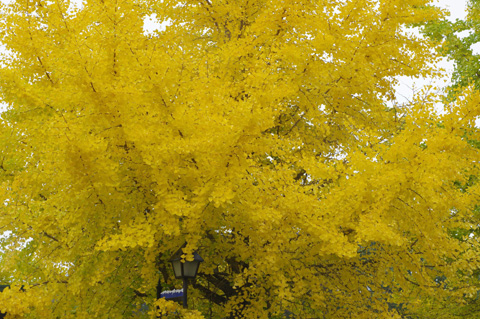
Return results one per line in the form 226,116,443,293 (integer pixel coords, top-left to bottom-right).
0,0,478,318
422,0,480,95
399,1,480,317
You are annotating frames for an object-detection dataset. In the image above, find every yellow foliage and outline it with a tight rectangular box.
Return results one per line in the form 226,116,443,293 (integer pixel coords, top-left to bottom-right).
0,0,477,318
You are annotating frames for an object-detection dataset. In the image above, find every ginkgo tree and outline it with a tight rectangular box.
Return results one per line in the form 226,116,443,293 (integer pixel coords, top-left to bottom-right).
0,0,479,318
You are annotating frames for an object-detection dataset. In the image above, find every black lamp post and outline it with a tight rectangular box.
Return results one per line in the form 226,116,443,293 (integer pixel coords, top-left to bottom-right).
169,244,204,309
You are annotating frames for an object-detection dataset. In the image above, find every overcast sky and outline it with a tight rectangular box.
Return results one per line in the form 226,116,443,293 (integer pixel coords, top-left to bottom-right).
395,0,469,106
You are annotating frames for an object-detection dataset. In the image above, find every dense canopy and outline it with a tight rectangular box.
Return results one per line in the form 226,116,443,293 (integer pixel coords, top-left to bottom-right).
0,0,479,318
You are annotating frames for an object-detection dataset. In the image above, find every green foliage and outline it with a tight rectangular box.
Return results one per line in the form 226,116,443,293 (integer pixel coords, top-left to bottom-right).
422,1,480,94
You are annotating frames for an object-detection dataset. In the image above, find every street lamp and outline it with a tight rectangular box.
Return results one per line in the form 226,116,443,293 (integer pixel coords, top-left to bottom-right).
169,244,204,309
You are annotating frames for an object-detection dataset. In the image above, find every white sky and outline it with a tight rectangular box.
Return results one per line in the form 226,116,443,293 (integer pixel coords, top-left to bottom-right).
395,0,469,106
437,0,468,22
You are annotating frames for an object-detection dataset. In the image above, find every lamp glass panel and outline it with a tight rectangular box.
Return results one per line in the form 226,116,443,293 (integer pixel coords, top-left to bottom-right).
172,260,183,278
183,261,199,278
